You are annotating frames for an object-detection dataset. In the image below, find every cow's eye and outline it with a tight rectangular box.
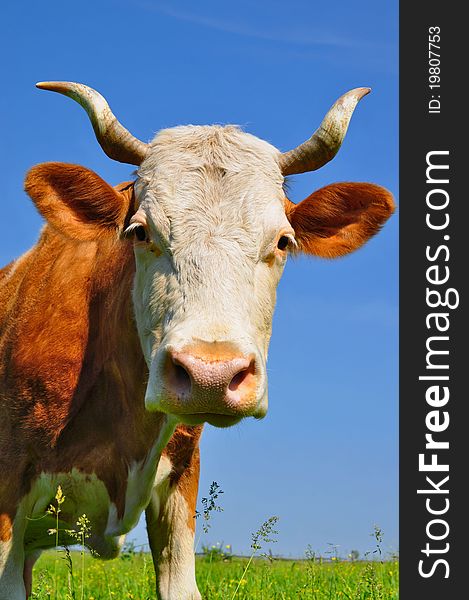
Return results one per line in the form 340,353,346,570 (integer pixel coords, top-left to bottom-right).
277,236,290,251
134,225,147,242
122,222,149,243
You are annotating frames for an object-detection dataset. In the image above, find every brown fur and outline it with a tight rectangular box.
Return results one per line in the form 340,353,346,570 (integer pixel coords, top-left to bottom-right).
24,163,134,241
0,514,12,542
0,163,201,540
285,182,395,258
162,425,202,531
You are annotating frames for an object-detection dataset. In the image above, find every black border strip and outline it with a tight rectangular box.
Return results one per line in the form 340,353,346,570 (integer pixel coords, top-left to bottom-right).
400,3,465,597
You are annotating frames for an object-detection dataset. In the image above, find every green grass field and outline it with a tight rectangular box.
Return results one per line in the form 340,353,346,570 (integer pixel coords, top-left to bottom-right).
30,486,398,599
31,550,399,599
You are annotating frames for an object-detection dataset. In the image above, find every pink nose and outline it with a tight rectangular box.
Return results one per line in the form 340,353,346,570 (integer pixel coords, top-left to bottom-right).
162,342,259,414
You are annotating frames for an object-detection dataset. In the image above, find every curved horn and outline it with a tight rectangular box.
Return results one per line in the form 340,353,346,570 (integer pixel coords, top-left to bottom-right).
36,81,149,166
279,87,371,176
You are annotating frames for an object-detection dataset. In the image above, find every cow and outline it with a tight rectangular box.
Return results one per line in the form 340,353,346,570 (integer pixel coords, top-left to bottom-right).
0,81,394,599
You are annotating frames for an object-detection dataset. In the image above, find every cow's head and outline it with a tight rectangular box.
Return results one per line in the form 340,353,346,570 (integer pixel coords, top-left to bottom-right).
27,82,394,427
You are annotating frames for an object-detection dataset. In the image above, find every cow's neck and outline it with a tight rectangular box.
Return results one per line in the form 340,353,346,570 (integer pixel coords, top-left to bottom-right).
1,227,173,501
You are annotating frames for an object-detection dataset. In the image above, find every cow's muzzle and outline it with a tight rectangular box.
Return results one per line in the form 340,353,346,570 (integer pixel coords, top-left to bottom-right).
145,340,266,427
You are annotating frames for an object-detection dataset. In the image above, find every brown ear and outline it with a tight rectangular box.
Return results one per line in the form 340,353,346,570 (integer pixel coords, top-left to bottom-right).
25,162,134,241
285,182,395,258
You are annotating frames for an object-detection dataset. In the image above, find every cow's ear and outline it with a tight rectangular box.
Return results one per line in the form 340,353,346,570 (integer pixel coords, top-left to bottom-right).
25,162,134,241
285,182,395,258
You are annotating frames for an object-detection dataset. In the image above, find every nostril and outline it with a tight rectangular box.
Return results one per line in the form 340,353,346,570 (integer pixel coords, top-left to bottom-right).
174,363,191,388
229,369,248,391
167,358,192,397
228,359,256,392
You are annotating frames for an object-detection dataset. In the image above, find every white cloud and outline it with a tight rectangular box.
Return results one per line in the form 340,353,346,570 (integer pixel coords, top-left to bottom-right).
137,1,390,51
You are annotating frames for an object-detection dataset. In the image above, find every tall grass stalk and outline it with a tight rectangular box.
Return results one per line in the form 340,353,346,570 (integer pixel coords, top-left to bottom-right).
230,515,279,600
62,547,75,600
46,485,65,600
65,514,91,600
194,481,224,553
356,525,385,600
77,515,91,600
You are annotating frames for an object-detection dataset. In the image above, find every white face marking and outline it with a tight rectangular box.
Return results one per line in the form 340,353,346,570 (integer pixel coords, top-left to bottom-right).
130,126,293,419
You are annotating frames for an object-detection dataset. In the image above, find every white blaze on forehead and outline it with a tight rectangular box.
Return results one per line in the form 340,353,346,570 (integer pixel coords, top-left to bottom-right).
140,124,283,181
135,125,288,243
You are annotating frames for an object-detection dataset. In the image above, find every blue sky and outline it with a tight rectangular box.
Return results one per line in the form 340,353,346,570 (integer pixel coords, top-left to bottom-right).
1,1,398,557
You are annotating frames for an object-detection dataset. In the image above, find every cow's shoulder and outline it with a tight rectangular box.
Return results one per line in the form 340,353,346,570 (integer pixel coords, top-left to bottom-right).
0,226,137,443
